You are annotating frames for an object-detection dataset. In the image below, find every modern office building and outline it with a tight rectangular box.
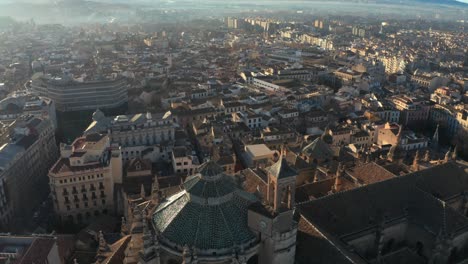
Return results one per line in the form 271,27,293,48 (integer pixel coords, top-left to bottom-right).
30,74,128,113
31,74,128,141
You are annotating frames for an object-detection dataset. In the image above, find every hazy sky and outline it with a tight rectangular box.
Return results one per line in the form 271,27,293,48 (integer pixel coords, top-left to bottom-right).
0,0,467,3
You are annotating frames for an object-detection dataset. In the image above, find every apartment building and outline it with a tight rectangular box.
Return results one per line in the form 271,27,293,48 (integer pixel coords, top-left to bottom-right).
233,110,265,130
49,133,122,224
0,115,58,229
0,92,57,129
171,146,200,175
389,95,431,127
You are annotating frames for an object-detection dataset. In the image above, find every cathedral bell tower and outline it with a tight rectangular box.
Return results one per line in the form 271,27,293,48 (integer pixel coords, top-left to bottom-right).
266,155,297,213
248,152,297,264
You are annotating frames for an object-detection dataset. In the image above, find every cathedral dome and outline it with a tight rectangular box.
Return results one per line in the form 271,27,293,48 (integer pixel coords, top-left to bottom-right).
152,161,258,256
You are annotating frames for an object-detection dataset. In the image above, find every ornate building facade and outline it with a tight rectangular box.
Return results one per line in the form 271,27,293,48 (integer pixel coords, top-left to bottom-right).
85,110,177,162
49,133,123,224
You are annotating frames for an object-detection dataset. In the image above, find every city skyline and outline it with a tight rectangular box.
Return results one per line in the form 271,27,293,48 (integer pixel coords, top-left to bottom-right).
0,0,466,263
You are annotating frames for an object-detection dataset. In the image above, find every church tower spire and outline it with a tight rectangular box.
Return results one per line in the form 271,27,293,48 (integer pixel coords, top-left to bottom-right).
444,148,451,163
412,150,420,172
121,217,128,236
452,145,458,160
96,230,110,263
140,184,146,199
424,149,431,163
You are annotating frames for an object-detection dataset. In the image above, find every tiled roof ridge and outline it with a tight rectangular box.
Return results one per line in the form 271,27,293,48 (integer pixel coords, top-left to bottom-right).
213,175,236,247
217,202,236,249
193,194,204,248
103,235,132,263
372,161,397,177
300,215,359,264
411,187,447,233
413,186,468,235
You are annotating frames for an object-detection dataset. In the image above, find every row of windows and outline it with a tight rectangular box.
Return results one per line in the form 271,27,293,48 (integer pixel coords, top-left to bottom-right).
65,199,106,211
65,209,109,222
63,190,106,202
226,107,245,113
62,182,105,195
248,118,261,123
176,168,194,174
58,174,104,184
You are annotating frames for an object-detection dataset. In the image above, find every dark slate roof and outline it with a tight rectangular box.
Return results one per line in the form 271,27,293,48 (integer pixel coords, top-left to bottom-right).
299,162,468,237
285,152,311,170
18,238,56,264
380,247,426,264
152,162,258,251
197,161,224,177
295,216,353,264
183,172,237,199
266,157,297,179
85,133,105,142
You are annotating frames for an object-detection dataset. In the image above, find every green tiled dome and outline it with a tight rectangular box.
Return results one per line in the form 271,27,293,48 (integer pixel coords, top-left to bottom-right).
153,161,258,251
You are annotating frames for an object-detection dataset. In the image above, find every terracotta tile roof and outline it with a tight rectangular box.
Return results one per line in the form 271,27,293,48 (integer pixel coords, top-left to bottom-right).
101,235,131,264
296,178,335,203
56,235,76,263
296,177,356,203
241,168,267,197
50,158,108,175
346,162,396,185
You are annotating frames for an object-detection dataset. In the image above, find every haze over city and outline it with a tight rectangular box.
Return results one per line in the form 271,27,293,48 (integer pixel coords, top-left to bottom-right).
0,0,466,263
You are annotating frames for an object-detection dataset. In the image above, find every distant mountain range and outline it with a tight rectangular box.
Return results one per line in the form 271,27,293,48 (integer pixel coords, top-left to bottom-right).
86,0,468,7
0,0,466,6
380,0,468,6
0,0,465,24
